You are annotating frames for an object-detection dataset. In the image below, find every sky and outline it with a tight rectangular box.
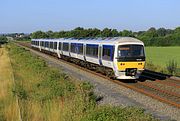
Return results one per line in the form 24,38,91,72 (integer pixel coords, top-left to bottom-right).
0,0,180,33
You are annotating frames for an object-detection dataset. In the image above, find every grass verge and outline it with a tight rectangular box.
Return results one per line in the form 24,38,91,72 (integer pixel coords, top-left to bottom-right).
0,45,20,121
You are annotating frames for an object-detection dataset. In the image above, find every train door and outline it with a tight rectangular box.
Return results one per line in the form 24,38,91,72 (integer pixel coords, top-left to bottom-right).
39,41,42,51
98,45,102,65
83,44,86,61
75,43,78,58
57,42,61,58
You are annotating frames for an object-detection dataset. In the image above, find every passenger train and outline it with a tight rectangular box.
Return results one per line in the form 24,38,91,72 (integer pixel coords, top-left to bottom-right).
31,37,145,79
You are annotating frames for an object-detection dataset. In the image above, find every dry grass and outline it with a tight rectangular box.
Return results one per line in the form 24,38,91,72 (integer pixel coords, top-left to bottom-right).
0,45,20,121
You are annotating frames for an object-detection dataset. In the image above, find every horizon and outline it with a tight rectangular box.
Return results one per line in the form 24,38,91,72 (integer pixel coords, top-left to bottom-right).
1,0,180,33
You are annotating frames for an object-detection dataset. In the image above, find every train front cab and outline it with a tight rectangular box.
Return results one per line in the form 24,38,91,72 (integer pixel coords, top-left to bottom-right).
114,44,145,79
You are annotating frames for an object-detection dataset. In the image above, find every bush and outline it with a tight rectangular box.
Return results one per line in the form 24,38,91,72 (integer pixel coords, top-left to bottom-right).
0,36,8,47
145,60,158,70
81,106,157,121
166,60,178,75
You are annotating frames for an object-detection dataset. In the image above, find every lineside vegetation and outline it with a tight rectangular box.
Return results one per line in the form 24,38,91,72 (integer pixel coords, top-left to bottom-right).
7,43,158,121
145,47,180,76
0,45,19,121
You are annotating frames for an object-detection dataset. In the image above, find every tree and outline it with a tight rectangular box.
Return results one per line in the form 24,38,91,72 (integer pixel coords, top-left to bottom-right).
146,27,158,38
46,30,54,38
157,28,167,36
174,27,180,33
74,27,84,31
111,29,119,37
121,30,133,37
101,28,112,37
31,31,48,39
85,28,101,37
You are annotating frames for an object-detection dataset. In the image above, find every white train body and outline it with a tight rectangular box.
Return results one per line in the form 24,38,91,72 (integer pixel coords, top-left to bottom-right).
31,37,145,79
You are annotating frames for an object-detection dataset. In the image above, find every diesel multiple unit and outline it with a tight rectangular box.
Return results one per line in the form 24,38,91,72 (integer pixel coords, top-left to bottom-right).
31,37,145,79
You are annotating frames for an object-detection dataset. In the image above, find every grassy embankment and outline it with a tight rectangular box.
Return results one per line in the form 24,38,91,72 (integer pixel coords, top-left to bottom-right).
145,46,180,75
0,46,19,121
5,43,158,121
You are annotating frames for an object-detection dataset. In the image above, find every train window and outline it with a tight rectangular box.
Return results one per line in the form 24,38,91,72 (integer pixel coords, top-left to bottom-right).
63,43,69,51
50,42,53,49
118,45,144,57
45,42,49,47
42,41,45,47
102,45,114,61
86,44,98,58
54,42,57,49
71,43,76,53
37,41,39,46
47,42,49,48
77,43,83,54
58,42,61,50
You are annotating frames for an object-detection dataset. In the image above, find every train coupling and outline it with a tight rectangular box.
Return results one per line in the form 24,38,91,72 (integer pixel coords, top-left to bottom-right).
125,68,137,76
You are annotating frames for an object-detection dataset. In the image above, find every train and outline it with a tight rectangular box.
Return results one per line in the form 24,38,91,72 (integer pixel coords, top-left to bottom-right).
31,37,145,79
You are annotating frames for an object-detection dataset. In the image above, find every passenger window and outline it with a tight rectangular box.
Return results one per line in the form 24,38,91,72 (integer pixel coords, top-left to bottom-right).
59,42,61,50
63,43,69,51
102,45,114,61
86,44,98,58
45,42,49,47
54,42,57,49
71,43,76,53
50,42,53,49
42,41,44,47
77,43,83,54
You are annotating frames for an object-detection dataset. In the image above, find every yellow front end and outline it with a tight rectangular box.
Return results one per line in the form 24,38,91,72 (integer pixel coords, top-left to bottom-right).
117,61,145,71
115,61,145,79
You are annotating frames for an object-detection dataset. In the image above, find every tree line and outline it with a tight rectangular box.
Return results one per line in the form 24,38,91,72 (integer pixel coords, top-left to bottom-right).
31,27,180,46
2,26,180,46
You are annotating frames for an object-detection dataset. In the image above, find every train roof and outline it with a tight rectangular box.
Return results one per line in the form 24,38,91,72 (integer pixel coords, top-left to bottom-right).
32,37,144,45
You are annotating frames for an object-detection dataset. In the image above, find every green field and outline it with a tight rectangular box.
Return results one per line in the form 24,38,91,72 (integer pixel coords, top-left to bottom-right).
145,46,180,68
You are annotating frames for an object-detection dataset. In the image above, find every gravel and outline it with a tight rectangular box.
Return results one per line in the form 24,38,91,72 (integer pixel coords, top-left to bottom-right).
27,47,180,121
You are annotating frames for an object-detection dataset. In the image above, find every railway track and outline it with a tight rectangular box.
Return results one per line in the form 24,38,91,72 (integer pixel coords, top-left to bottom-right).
15,42,180,108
